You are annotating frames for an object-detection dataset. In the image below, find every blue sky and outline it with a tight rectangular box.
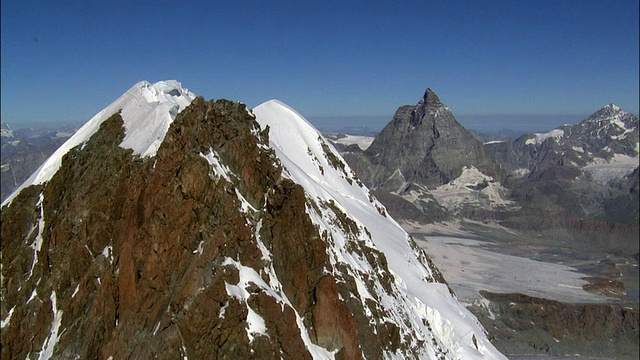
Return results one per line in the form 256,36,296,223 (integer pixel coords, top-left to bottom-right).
1,0,638,132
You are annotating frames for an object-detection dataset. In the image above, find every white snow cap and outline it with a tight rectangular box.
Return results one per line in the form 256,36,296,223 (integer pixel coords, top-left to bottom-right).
2,80,195,207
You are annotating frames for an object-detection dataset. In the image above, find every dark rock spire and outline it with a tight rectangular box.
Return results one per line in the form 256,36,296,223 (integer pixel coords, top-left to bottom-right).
418,88,443,108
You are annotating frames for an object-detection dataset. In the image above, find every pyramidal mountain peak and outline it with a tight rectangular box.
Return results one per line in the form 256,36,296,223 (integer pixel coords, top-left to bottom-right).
605,103,620,111
348,86,502,190
1,80,505,359
586,102,631,123
418,88,444,109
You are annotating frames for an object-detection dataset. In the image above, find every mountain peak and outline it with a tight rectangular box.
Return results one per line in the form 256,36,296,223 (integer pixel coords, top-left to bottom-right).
604,103,621,112
585,102,635,125
2,84,505,359
2,79,196,207
418,87,444,108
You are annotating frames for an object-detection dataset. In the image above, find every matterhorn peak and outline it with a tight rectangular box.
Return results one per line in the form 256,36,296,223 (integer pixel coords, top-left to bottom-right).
418,88,444,109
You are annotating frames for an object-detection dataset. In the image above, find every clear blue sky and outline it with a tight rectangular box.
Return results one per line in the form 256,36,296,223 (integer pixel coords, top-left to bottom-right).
2,0,638,131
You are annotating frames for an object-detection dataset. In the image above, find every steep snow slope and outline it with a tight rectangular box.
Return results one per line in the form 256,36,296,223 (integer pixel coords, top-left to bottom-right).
253,100,506,359
2,80,195,206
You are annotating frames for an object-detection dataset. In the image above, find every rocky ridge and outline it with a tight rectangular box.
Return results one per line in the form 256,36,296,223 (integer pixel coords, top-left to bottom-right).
469,291,639,359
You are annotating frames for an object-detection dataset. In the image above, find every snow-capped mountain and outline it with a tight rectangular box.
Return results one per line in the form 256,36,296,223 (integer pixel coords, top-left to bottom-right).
1,81,504,359
490,103,638,180
485,104,639,223
2,80,195,207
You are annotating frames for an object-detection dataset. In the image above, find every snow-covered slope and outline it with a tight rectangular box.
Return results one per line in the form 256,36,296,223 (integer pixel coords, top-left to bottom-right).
524,129,565,145
2,80,195,206
253,100,506,359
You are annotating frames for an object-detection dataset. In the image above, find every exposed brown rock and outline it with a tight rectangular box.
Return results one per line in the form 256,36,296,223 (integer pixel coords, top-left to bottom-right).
1,97,377,359
312,275,361,359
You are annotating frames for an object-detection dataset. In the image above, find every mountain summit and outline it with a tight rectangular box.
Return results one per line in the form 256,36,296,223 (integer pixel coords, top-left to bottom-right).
2,80,195,207
1,81,504,359
344,88,505,223
419,88,444,109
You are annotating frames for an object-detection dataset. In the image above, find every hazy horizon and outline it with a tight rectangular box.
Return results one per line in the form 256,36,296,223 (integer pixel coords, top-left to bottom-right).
2,1,638,127
3,112,606,138
311,113,593,135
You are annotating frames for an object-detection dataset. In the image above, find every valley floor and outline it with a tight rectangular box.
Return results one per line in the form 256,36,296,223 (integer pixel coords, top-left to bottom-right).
407,220,638,306
405,220,639,359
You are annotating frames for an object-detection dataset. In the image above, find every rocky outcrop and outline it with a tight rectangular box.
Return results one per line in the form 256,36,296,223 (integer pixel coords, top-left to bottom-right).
468,291,639,359
495,206,639,254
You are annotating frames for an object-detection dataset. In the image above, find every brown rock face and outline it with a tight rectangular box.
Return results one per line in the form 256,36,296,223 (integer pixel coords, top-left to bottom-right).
312,276,360,359
469,291,640,359
1,98,370,358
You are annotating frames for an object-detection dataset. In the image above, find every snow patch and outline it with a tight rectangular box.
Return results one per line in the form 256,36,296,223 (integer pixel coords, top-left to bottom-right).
221,258,280,342
193,240,205,255
27,193,46,280
431,166,512,212
1,307,14,329
483,140,505,145
101,246,114,264
38,291,64,360
200,149,232,182
71,284,80,298
525,129,564,145
512,168,530,177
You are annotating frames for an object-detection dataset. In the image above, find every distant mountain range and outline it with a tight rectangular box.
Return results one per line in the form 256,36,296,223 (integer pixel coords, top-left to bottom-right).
486,103,639,224
1,123,75,202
